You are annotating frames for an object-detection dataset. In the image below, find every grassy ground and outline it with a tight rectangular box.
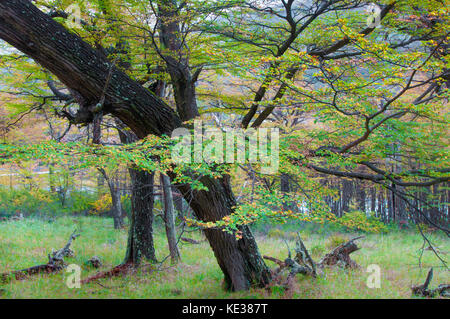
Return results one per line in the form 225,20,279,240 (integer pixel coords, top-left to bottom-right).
0,216,448,298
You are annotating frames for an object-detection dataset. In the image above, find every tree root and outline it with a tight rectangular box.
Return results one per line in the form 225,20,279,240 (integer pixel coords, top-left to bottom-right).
0,231,79,282
412,268,450,298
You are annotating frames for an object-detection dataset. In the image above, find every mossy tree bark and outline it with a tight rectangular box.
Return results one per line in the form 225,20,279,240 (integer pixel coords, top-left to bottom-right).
125,168,157,264
118,127,157,265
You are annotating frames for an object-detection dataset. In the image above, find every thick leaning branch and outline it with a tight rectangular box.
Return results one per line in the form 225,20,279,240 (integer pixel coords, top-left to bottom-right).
0,0,181,138
307,163,449,188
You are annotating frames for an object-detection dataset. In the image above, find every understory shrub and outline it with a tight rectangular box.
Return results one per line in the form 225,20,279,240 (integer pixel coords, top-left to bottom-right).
0,187,102,218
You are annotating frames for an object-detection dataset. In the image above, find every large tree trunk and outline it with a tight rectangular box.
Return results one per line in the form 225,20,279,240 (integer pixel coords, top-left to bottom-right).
0,0,270,291
160,174,181,264
125,168,157,264
172,174,271,290
118,125,157,264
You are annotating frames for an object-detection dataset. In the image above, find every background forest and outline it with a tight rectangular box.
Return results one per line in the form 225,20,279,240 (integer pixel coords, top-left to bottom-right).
0,0,448,299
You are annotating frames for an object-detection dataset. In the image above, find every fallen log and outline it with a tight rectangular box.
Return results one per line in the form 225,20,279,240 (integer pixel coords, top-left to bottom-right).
51,230,79,260
412,268,450,298
263,234,365,294
0,231,79,282
263,234,319,293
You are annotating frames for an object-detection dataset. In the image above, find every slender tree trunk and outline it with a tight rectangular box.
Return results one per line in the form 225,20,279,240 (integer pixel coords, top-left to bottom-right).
97,171,105,189
377,193,382,220
342,180,353,212
391,184,396,222
9,165,13,190
100,168,124,229
111,186,124,229
370,187,376,214
160,174,181,264
356,182,366,213
48,163,56,192
280,173,293,211
173,191,184,214
387,188,393,223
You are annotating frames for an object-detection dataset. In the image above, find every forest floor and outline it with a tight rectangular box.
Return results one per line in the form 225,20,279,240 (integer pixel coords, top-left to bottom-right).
0,216,448,299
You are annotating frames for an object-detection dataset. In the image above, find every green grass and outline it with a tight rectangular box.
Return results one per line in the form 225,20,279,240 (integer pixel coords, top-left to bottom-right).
0,216,448,298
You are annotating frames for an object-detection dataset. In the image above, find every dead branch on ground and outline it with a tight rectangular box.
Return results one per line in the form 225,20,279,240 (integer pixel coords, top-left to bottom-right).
318,236,364,269
263,234,364,293
0,231,79,282
412,268,450,298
